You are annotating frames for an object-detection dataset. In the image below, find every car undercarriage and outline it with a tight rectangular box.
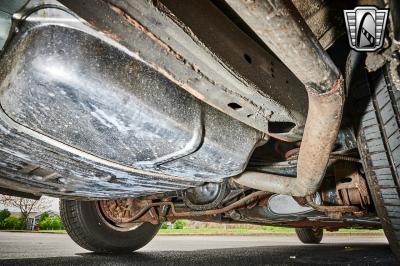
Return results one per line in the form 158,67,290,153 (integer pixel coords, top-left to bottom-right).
1,0,400,258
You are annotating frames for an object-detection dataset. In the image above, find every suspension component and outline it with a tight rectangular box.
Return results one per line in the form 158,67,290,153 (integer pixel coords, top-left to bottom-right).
99,198,159,224
230,0,345,197
333,161,370,208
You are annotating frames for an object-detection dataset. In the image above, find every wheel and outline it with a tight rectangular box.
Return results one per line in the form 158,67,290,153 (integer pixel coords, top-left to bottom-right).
60,199,160,253
295,228,323,244
354,64,400,259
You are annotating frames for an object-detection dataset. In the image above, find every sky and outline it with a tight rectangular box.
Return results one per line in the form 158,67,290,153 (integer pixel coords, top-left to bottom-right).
46,196,60,212
0,195,60,213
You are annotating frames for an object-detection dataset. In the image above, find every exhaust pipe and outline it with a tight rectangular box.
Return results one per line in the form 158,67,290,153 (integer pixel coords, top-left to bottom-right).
229,0,345,196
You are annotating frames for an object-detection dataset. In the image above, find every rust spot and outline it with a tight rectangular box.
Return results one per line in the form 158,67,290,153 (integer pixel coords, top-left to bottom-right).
99,198,159,224
103,2,268,129
108,4,181,60
102,29,122,42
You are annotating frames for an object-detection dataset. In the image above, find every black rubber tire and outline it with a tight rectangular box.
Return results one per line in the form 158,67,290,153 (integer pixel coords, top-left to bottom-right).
60,199,160,253
354,65,400,260
295,228,323,244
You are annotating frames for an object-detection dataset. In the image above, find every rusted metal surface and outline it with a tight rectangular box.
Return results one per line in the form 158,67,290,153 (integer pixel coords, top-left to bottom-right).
58,0,311,141
235,80,345,196
292,0,350,49
225,0,340,94
118,191,269,223
275,142,360,163
229,0,345,197
305,196,360,215
293,79,343,194
334,161,371,207
95,190,378,228
284,147,300,160
168,191,269,218
159,0,309,140
99,199,159,224
288,151,361,164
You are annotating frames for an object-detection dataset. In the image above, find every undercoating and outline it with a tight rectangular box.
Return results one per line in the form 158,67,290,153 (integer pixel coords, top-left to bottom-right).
0,5,264,198
0,0,349,199
59,0,311,141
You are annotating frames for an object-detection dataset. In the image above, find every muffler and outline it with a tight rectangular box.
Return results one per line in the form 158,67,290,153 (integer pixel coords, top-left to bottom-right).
229,0,345,196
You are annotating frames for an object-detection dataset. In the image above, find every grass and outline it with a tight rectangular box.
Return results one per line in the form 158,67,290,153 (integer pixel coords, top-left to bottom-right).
1,221,384,236
1,227,383,235
157,226,383,235
34,230,66,233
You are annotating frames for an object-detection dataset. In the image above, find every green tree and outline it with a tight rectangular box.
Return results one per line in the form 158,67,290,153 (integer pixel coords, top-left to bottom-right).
0,195,51,229
3,216,23,230
0,209,11,229
39,212,49,223
0,209,10,221
39,216,63,230
50,217,62,230
39,217,50,230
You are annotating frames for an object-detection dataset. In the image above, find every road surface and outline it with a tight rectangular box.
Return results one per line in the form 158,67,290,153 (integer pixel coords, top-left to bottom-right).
0,232,397,265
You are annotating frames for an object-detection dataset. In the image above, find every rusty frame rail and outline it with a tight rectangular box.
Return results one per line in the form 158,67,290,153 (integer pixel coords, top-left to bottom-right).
231,0,345,197
58,0,309,141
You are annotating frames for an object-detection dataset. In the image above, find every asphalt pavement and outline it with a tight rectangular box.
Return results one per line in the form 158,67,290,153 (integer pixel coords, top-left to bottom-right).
0,232,397,265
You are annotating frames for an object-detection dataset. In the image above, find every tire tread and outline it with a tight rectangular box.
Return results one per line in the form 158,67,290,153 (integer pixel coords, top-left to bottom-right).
60,200,160,253
295,228,323,244
355,66,400,260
